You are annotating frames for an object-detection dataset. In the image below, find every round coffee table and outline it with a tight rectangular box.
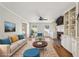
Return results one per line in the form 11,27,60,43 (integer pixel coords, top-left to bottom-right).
33,41,48,49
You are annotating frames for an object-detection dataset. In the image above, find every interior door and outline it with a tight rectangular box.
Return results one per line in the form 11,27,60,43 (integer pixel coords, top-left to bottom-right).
22,23,27,38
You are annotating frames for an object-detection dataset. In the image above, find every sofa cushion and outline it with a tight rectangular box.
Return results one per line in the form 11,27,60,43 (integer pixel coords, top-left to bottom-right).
10,41,20,52
10,35,18,43
0,38,11,44
18,35,25,40
10,39,26,52
17,39,26,45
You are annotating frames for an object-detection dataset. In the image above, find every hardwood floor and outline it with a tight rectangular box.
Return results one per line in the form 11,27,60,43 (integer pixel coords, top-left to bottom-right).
12,37,73,57
53,38,73,57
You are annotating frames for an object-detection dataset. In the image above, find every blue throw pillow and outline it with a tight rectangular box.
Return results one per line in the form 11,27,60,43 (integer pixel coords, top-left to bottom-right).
18,35,24,40
0,38,11,44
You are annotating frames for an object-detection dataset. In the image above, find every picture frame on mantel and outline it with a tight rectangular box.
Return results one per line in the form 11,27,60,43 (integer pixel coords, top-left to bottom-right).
45,25,49,29
4,21,16,32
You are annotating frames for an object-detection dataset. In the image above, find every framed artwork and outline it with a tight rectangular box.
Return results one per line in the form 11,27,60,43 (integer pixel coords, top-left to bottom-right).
4,21,16,32
45,25,49,29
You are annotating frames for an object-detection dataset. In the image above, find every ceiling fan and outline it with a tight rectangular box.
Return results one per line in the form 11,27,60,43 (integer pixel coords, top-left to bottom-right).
36,11,47,20
39,16,47,20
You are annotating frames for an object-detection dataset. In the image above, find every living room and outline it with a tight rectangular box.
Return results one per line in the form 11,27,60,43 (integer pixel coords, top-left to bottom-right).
0,2,79,57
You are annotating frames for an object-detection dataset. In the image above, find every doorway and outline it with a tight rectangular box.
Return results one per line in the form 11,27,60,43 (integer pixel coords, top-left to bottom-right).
22,23,27,38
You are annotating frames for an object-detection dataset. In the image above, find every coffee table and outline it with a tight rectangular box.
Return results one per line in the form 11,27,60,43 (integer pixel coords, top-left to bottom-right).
33,41,48,49
33,41,48,55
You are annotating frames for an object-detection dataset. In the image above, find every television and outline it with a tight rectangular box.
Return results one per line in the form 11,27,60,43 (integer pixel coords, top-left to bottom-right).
4,21,16,32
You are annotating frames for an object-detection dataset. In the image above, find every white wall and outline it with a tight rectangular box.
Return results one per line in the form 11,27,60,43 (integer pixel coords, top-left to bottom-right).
56,25,64,32
0,4,27,39
50,22,57,38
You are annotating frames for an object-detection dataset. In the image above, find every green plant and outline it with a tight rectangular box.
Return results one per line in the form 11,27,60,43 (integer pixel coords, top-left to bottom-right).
39,37,42,41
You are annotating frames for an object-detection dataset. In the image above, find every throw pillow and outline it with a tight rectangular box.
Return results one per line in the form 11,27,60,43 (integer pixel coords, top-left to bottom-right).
0,38,11,44
10,35,18,43
18,35,24,40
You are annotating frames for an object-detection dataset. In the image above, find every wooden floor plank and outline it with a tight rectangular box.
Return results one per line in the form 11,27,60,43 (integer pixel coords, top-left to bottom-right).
53,44,73,57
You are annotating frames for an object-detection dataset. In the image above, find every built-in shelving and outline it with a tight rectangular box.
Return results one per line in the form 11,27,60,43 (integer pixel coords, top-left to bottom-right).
76,2,79,38
64,7,76,37
64,12,69,35
63,2,79,57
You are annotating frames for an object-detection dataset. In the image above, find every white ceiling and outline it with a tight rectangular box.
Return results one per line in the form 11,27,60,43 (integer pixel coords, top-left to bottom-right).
0,2,75,22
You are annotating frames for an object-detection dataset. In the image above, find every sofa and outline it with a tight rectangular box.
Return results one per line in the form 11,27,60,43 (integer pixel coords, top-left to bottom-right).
0,34,27,57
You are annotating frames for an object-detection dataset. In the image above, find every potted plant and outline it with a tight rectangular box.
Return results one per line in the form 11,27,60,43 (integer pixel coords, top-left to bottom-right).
38,37,42,41
30,29,34,38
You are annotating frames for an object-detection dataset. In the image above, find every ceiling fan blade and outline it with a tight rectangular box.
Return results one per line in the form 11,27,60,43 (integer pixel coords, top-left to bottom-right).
35,11,47,20
43,19,47,20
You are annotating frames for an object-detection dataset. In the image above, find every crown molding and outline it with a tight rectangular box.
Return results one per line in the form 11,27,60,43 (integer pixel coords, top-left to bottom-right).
0,3,28,23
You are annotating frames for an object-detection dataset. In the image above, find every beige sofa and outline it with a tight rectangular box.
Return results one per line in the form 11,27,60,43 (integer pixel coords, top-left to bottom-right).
0,39,27,57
